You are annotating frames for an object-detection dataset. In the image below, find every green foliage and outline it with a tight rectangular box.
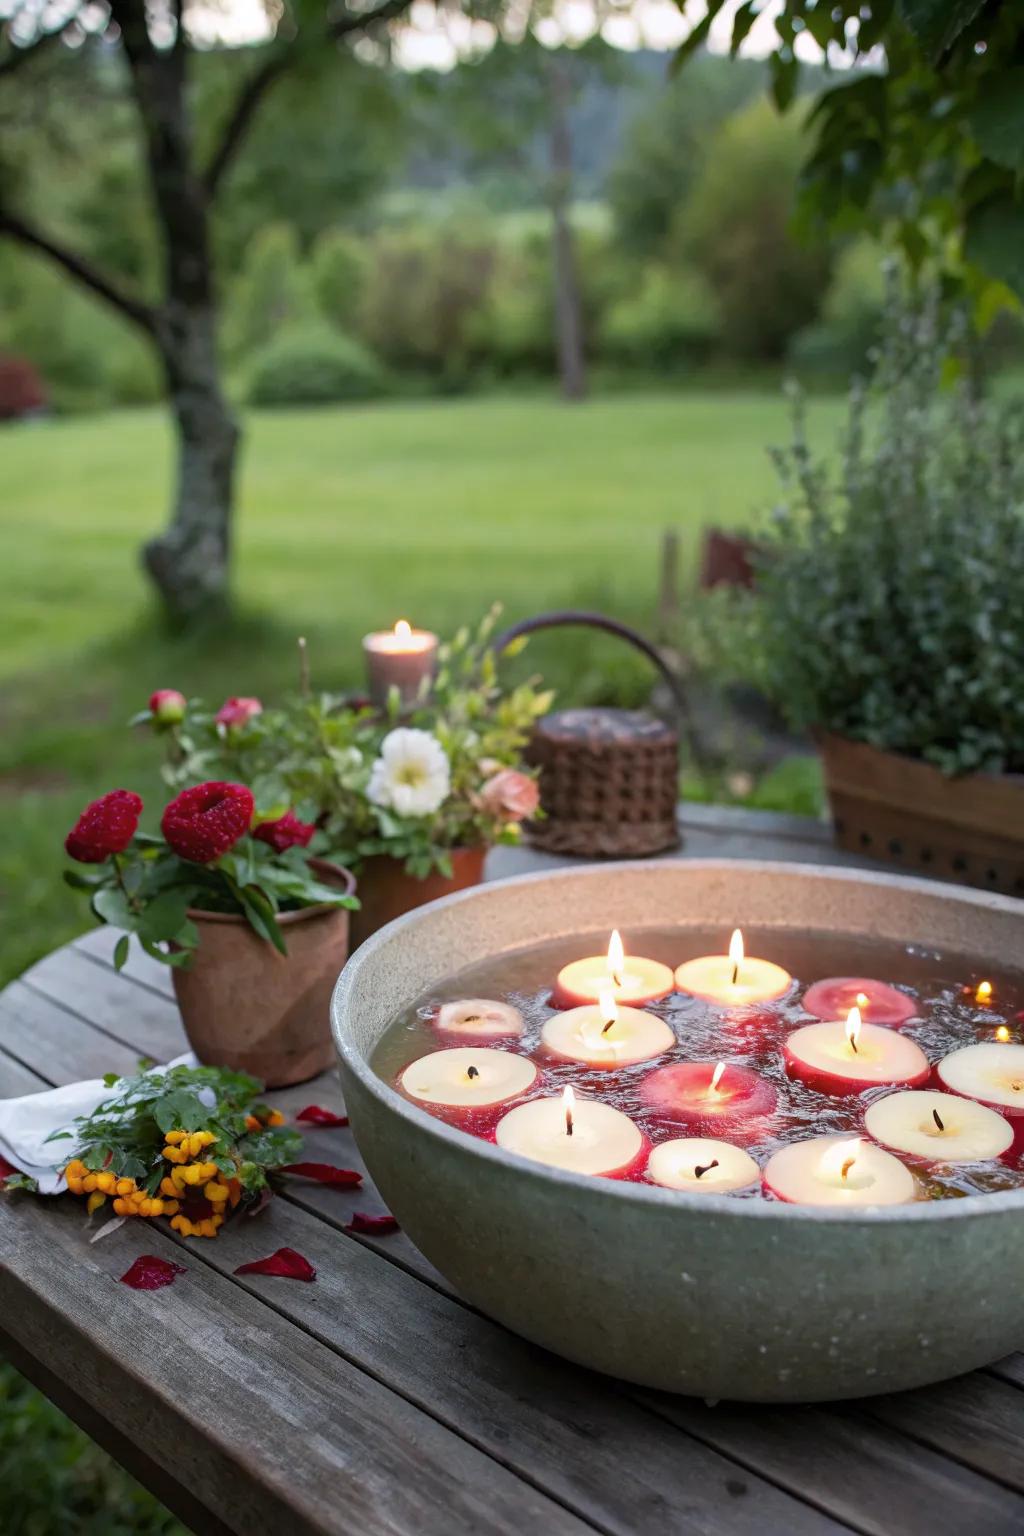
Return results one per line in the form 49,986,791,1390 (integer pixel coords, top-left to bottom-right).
311,229,370,333
748,282,1024,775
789,239,888,377
246,325,386,407
600,264,720,368
680,98,831,361
223,223,314,365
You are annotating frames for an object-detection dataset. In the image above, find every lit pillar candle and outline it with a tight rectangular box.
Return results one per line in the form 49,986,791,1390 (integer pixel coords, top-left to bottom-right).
674,929,791,1006
434,998,524,1039
864,1090,1013,1163
937,1042,1024,1152
802,976,917,1028
552,929,674,1010
496,1087,647,1179
641,1060,777,1139
647,1137,759,1194
764,1135,917,1207
399,1047,538,1130
363,620,439,709
541,986,674,1067
784,1008,929,1095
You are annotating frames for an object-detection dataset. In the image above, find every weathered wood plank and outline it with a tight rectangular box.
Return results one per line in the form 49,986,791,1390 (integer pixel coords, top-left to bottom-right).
0,980,142,1083
21,945,188,1060
0,1043,51,1098
639,1394,1024,1536
0,1196,596,1536
865,1375,1024,1493
74,924,176,999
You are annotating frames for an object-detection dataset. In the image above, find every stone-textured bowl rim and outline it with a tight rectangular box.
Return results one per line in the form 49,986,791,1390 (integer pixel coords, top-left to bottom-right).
332,859,1024,1226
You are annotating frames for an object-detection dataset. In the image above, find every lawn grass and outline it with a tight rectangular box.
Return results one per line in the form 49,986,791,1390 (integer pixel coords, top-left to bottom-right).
0,386,842,1530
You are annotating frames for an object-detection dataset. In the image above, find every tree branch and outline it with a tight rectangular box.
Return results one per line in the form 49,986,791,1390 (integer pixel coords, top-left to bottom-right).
0,205,159,336
0,27,59,80
203,0,415,196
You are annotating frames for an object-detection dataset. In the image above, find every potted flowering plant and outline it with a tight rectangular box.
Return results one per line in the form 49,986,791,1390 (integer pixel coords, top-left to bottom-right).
63,781,357,1084
147,610,551,944
735,280,1024,894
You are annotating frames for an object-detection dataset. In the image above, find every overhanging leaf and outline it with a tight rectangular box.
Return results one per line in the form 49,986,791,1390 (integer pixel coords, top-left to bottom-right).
964,193,1024,301
969,70,1024,171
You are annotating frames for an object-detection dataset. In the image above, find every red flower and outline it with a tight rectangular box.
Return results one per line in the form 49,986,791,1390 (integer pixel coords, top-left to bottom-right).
281,1162,362,1187
65,789,143,864
148,689,186,726
479,768,540,822
161,781,254,864
234,1247,316,1282
296,1105,349,1127
344,1211,399,1236
216,696,262,730
253,811,316,854
120,1255,186,1290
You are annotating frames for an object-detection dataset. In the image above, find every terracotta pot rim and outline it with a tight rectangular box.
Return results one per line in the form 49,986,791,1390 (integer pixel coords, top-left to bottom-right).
185,856,356,927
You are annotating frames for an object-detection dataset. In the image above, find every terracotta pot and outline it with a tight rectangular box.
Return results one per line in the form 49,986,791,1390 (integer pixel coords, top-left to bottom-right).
348,846,486,950
172,858,356,1088
821,733,1024,897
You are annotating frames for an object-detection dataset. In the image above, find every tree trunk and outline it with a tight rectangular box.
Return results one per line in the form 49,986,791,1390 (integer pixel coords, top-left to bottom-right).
145,307,239,624
546,55,586,402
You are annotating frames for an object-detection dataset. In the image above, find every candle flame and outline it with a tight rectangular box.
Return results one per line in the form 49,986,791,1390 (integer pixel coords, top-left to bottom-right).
729,928,743,986
821,1137,861,1183
845,1006,862,1055
996,1024,1011,1043
976,979,993,1004
563,1084,575,1137
394,619,412,640
708,1061,726,1098
597,982,618,1035
607,929,625,988
855,991,869,1009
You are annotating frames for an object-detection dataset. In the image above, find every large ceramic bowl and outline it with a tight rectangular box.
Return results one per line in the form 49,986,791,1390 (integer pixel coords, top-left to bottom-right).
331,861,1024,1402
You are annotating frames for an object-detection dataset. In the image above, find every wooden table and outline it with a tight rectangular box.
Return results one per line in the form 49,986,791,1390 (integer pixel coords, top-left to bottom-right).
3,806,1024,1536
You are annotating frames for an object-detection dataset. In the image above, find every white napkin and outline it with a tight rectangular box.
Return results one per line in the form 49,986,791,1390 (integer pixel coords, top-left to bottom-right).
0,1053,199,1193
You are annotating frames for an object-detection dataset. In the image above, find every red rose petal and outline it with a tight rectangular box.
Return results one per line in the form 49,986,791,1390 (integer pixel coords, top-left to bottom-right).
344,1211,399,1236
234,1247,316,1281
281,1162,362,1187
120,1255,187,1290
296,1105,350,1128
0,1154,17,1187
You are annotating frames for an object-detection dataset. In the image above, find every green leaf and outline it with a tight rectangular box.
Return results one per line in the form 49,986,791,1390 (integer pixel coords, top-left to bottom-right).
240,887,289,955
898,0,985,58
153,1088,208,1134
969,71,1024,172
670,3,721,74
137,887,195,945
63,869,106,891
91,886,136,930
729,0,758,54
964,193,1024,300
113,934,131,972
769,51,798,113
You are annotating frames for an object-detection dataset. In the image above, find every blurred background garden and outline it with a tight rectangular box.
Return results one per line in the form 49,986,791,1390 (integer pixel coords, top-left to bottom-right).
3,0,1024,1527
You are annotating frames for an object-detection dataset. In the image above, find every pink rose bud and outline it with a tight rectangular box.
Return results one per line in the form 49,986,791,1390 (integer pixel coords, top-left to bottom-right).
148,689,186,726
216,696,263,730
480,769,540,822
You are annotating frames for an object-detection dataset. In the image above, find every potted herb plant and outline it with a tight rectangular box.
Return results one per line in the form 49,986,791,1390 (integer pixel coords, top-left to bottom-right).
145,610,551,945
741,282,1024,893
63,782,357,1084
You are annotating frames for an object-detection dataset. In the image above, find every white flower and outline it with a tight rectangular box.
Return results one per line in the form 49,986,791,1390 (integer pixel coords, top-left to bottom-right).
367,728,451,818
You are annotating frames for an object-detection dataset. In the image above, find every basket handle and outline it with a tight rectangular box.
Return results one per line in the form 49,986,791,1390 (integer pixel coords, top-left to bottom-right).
491,608,708,773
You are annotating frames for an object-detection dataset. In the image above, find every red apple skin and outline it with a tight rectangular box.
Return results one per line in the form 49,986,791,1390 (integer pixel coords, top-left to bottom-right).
784,1044,930,1096
641,1063,777,1145
762,1170,800,1204
934,1065,1024,1157
802,977,917,1028
604,1136,653,1182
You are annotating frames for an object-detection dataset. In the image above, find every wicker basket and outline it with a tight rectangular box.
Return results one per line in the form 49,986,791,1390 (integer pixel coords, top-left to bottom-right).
494,611,686,859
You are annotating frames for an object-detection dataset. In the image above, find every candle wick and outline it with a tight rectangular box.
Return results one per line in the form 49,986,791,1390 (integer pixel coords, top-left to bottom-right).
602,1018,615,1036
466,1066,480,1080
694,1159,719,1180
849,1036,858,1055
731,962,739,986
840,1156,856,1181
932,1108,945,1132
565,1106,574,1137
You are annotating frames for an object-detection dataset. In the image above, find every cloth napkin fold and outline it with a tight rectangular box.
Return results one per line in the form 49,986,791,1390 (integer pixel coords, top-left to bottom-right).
0,1053,199,1194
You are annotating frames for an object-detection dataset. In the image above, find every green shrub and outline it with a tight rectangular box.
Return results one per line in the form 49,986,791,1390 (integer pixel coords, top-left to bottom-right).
749,281,1024,775
311,229,370,333
223,223,315,364
789,240,888,377
600,264,720,367
246,325,386,407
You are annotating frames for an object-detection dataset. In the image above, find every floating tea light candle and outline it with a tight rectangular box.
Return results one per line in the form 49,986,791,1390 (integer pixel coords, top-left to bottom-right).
363,619,439,708
434,998,524,1039
541,985,674,1067
937,1042,1024,1150
495,1086,647,1178
864,1090,1013,1163
647,1137,759,1194
674,929,791,1006
551,929,674,1010
763,1135,917,1207
802,976,917,1027
784,1007,929,1095
399,1047,538,1127
641,1060,777,1138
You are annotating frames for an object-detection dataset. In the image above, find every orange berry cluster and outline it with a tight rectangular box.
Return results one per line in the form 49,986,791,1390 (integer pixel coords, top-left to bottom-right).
63,1159,179,1219
161,1129,226,1237
245,1109,285,1130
